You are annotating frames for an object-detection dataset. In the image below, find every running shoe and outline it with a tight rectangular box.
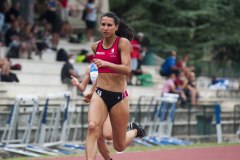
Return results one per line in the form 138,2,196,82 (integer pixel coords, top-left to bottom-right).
129,123,145,138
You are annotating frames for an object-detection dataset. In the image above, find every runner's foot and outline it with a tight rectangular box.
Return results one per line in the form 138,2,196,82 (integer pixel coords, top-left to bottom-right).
130,123,145,138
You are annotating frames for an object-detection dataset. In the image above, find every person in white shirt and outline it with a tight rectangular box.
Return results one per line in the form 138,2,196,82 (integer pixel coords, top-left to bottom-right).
84,0,97,42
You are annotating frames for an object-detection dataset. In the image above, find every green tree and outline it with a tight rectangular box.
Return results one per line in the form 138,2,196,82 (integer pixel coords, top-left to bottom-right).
110,0,240,63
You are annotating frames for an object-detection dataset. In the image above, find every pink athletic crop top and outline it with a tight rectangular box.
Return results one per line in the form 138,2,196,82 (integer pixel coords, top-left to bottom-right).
95,37,121,73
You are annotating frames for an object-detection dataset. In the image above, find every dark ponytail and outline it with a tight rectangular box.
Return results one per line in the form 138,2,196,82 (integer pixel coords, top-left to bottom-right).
100,12,134,41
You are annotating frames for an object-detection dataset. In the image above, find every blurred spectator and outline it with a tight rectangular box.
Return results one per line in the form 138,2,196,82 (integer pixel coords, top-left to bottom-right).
0,1,5,33
61,54,78,87
186,84,198,106
0,0,9,34
175,71,188,92
60,21,72,38
209,75,229,90
175,71,198,106
4,2,20,31
4,19,20,47
84,0,97,42
5,19,21,58
128,38,142,85
160,50,179,77
0,58,10,75
5,19,33,59
162,73,187,106
132,33,143,70
185,71,198,105
0,58,19,83
42,0,62,51
58,0,68,22
135,32,149,67
68,3,80,17
177,54,195,75
19,23,33,59
0,15,4,42
30,24,42,58
31,23,50,59
185,70,196,88
130,38,141,62
41,23,52,43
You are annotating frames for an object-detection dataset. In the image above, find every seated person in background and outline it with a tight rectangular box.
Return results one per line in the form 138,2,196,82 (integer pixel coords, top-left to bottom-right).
60,21,72,39
0,58,10,75
0,58,19,82
209,75,229,90
31,24,49,59
61,54,78,86
175,71,198,106
175,71,188,92
176,54,195,75
162,73,187,106
19,22,33,59
160,50,179,77
5,19,21,58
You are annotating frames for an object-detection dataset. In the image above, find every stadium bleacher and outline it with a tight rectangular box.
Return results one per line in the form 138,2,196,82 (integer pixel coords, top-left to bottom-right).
1,39,240,108
0,39,239,150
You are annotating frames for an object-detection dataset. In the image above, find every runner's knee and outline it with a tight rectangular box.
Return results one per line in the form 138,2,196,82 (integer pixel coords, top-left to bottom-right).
88,121,99,134
104,132,112,140
113,142,125,152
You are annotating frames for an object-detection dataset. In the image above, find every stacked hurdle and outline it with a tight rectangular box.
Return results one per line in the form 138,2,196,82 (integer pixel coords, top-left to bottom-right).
130,94,159,146
0,92,85,158
0,95,41,157
26,91,84,155
26,92,72,156
131,93,191,146
142,93,181,146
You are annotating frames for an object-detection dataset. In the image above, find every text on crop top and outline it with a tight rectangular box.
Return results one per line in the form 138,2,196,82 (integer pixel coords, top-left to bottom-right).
95,37,121,73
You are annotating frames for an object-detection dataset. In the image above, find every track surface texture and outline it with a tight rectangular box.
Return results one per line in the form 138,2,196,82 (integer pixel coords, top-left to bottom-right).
33,145,240,160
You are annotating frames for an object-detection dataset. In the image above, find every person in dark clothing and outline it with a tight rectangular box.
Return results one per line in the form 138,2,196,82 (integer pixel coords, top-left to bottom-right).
5,2,20,24
0,1,5,13
56,48,68,61
160,50,180,77
61,54,78,85
4,19,20,47
42,0,62,50
0,0,6,32
0,72,19,82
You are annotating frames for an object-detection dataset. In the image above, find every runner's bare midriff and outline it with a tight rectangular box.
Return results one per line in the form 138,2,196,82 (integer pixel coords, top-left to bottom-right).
97,73,127,92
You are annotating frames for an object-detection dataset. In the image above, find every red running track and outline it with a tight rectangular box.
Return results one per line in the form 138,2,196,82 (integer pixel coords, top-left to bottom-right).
33,145,240,160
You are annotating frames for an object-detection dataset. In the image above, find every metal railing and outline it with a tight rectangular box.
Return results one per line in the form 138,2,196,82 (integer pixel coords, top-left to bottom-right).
0,97,239,148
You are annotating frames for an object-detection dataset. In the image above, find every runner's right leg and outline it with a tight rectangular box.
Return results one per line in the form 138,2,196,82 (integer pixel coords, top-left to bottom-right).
85,93,108,160
97,115,113,160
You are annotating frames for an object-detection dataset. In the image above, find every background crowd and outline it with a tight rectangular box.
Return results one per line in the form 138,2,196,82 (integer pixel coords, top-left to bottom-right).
0,0,200,108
